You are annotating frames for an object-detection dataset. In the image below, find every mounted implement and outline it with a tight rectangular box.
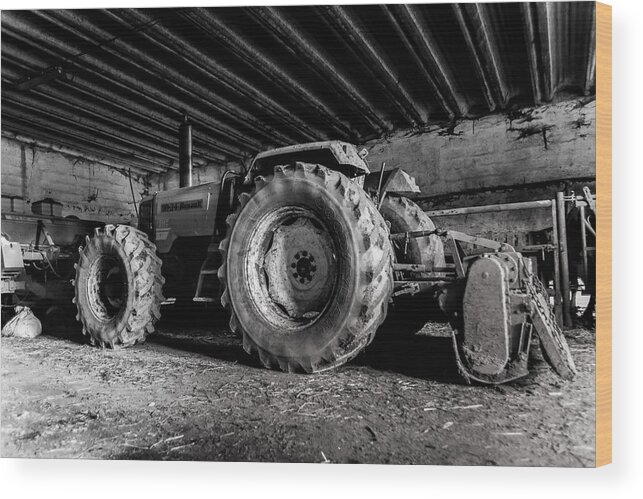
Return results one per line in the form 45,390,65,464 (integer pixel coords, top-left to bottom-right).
73,140,575,384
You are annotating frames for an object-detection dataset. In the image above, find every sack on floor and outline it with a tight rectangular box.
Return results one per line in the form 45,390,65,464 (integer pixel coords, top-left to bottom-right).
1,306,42,338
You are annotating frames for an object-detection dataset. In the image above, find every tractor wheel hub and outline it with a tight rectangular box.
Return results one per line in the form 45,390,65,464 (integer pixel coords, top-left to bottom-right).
263,214,336,320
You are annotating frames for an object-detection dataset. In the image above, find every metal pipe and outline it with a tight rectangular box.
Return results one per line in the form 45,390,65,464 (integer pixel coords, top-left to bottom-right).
551,200,563,325
425,199,553,217
556,191,572,326
179,117,193,188
580,205,589,284
390,229,442,241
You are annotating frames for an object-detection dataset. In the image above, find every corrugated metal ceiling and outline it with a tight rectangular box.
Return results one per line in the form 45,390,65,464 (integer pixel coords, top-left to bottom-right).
1,3,596,174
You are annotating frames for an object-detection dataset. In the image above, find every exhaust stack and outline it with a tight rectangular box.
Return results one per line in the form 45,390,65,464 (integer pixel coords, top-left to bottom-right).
179,115,193,188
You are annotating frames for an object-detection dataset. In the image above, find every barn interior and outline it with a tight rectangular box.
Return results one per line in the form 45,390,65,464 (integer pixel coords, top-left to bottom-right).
1,3,597,466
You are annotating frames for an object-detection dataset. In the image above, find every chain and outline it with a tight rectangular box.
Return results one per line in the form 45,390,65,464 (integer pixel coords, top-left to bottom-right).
525,277,562,333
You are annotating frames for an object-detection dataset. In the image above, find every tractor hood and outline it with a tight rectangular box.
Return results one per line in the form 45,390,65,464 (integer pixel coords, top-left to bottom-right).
250,141,370,178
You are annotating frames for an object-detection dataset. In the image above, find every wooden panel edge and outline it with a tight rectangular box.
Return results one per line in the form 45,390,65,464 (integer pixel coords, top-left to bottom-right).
595,1,612,468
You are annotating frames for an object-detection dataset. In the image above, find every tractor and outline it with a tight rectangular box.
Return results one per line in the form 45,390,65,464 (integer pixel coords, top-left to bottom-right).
72,138,576,384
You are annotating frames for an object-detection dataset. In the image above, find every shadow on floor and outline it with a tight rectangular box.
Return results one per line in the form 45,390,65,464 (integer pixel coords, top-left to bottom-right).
355,321,463,383
41,301,464,383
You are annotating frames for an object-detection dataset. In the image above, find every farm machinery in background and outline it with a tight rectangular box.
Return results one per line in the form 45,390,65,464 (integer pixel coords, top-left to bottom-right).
69,134,576,385
1,204,102,326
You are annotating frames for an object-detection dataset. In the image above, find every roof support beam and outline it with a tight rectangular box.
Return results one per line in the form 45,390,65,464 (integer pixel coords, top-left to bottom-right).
179,7,356,141
2,24,256,158
584,5,596,95
452,3,509,111
245,6,391,134
2,118,165,175
36,10,291,148
104,8,327,144
1,50,227,163
2,102,169,173
382,4,468,119
318,5,426,125
2,23,252,158
2,86,179,166
521,2,554,103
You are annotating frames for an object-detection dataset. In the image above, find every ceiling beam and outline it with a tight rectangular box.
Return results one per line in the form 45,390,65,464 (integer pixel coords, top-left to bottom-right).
2,119,165,175
584,5,596,95
382,4,468,119
1,50,227,163
453,3,509,111
105,8,327,144
521,2,554,103
1,16,253,159
318,5,427,126
245,6,391,134
2,87,179,166
2,102,169,172
36,10,288,148
179,7,357,141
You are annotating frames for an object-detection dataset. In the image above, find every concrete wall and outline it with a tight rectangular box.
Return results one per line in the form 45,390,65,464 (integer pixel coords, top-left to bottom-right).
366,97,596,201
366,97,596,247
147,160,244,193
1,136,147,224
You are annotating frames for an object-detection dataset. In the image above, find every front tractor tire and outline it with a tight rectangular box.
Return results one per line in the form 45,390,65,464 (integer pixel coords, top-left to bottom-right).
219,162,394,373
73,224,164,348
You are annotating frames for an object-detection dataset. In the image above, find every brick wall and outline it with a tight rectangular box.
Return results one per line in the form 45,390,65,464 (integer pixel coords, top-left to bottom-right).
1,136,148,224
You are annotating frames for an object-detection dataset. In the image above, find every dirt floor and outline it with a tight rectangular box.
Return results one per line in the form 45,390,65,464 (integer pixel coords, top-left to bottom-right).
1,307,595,466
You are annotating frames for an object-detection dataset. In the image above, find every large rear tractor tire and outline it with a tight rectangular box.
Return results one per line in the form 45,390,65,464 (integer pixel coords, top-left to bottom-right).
73,224,164,348
379,195,446,333
219,162,394,373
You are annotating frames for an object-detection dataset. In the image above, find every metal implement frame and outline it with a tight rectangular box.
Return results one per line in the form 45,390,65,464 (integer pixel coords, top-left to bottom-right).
423,194,597,328
390,228,513,286
425,199,564,321
388,226,577,383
